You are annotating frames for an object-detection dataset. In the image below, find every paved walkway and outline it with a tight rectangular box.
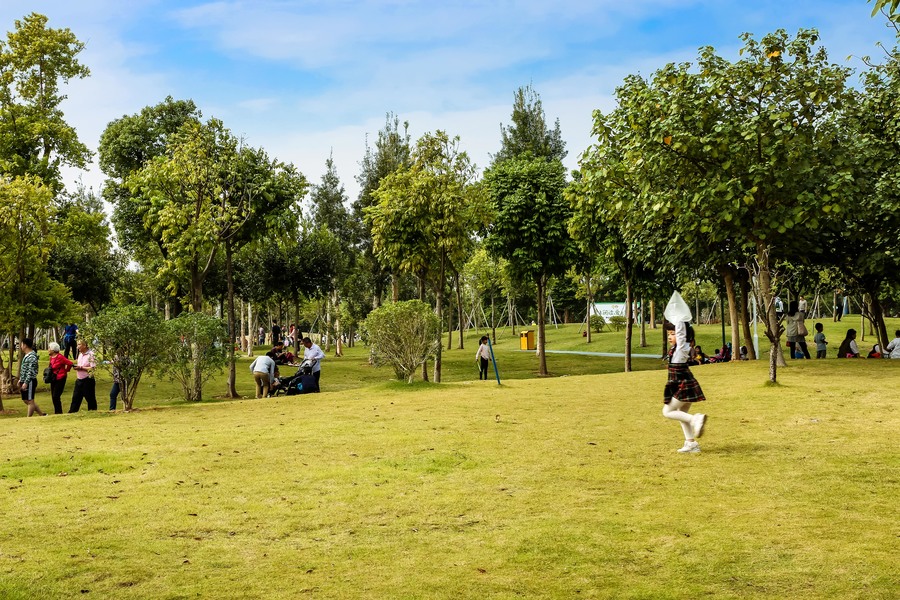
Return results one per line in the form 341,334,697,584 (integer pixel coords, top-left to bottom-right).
523,349,663,359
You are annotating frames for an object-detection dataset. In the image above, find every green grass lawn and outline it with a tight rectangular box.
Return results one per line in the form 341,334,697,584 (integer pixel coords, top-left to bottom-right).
1,321,898,598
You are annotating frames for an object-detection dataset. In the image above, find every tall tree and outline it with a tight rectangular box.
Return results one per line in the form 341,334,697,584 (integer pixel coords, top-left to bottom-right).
99,96,201,314
0,12,91,192
367,131,486,382
484,156,573,376
491,83,566,166
353,113,411,306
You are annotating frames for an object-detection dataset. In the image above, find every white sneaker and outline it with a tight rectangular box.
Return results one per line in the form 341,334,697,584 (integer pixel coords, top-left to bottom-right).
691,414,708,439
677,441,700,453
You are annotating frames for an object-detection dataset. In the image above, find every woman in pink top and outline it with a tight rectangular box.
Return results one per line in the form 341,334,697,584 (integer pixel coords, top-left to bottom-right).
68,340,97,412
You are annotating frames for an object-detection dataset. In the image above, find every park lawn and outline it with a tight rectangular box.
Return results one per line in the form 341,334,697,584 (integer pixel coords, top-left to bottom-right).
0,357,897,599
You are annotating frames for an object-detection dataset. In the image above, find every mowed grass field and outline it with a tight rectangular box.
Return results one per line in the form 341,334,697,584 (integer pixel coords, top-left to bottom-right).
1,321,898,598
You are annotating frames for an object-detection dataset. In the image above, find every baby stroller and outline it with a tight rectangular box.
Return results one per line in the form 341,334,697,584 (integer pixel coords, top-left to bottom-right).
269,359,318,396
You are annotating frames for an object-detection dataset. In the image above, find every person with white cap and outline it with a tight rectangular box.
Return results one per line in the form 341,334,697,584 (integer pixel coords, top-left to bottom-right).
662,292,709,454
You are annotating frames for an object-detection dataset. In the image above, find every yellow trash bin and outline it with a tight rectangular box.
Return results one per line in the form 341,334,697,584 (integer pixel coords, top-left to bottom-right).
519,330,535,350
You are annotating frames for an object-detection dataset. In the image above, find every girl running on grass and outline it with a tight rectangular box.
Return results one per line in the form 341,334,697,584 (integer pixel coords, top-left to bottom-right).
663,319,708,453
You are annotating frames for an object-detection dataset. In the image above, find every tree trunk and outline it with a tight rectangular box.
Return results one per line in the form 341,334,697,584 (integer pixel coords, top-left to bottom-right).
433,254,445,383
225,244,239,398
391,274,400,303
719,265,742,362
624,277,633,373
864,288,890,350
756,242,782,383
639,295,647,347
586,274,592,344
455,271,464,350
536,274,548,376
650,300,656,329
739,271,757,360
491,293,497,344
446,283,453,351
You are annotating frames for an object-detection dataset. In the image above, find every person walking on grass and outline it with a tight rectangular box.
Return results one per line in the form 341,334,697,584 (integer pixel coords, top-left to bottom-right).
18,338,45,417
47,342,73,414
663,320,708,453
475,336,490,380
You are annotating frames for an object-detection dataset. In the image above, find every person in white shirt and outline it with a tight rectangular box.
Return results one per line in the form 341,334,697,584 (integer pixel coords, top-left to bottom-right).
475,336,491,380
662,321,708,454
884,330,900,359
249,354,276,398
302,337,325,390
798,295,808,314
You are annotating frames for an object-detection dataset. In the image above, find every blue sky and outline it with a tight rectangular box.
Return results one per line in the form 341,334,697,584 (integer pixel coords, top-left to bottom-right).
1,1,896,203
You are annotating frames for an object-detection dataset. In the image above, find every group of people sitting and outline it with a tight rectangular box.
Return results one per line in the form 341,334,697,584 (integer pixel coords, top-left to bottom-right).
248,337,324,398
837,329,900,359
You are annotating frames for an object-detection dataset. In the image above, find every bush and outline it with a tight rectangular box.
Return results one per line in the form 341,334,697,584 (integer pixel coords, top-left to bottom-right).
608,315,627,331
362,300,441,383
82,304,166,411
589,315,606,333
157,312,229,402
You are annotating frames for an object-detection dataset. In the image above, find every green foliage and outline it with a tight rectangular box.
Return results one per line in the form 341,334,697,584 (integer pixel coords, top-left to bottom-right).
363,300,441,383
589,315,606,333
157,312,229,402
492,83,567,165
82,304,166,411
608,315,627,331
0,176,77,336
0,12,91,192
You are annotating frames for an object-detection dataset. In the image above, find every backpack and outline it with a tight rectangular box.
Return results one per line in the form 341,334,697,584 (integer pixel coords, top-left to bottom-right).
43,366,56,384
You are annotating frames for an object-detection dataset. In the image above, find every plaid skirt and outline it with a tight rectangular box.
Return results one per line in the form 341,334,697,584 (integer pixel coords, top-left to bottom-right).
664,363,706,404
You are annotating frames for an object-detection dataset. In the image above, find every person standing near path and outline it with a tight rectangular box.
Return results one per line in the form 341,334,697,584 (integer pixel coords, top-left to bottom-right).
18,338,46,417
662,321,708,453
301,337,325,391
249,353,277,398
47,342,73,414
475,336,490,380
69,340,97,412
271,320,281,345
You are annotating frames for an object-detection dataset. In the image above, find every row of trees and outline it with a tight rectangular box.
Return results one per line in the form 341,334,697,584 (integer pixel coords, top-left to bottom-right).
3,9,900,403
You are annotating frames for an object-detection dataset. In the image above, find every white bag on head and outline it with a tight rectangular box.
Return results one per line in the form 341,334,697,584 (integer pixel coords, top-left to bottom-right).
664,291,692,324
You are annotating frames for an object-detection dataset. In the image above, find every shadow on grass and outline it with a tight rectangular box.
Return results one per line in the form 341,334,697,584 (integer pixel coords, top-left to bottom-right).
711,441,770,454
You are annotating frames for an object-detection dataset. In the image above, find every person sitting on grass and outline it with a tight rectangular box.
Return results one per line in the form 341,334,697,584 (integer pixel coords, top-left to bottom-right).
884,330,900,359
837,329,860,358
867,344,882,359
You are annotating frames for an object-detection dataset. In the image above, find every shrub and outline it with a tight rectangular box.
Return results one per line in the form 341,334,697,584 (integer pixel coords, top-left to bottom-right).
157,312,229,402
362,300,441,383
589,315,606,333
82,304,167,411
609,315,627,331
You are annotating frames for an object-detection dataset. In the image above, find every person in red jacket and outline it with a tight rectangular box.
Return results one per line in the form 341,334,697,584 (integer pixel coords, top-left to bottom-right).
47,342,73,414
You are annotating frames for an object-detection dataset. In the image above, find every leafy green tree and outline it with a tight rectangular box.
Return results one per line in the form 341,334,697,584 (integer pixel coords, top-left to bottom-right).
367,131,486,382
462,247,506,343
363,300,441,383
491,84,567,165
82,304,166,411
48,186,123,314
99,96,202,314
353,113,411,306
158,312,228,402
0,12,91,192
582,30,852,382
484,156,573,376
0,176,77,398
310,153,353,355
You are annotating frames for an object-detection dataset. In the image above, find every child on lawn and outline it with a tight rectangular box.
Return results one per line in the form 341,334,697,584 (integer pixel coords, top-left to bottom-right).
813,323,827,359
663,320,708,453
